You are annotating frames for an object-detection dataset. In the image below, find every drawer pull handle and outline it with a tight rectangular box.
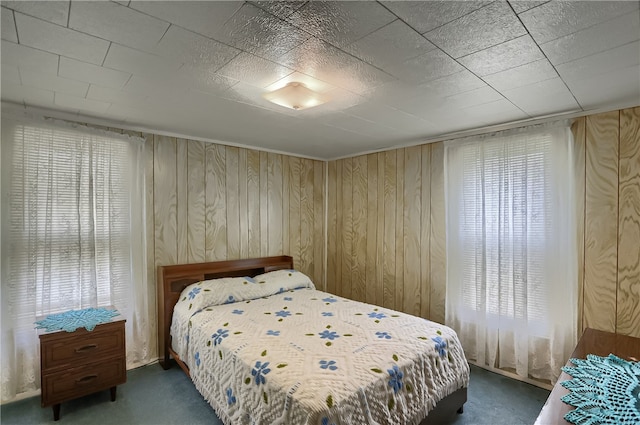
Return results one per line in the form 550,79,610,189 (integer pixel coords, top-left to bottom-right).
76,375,98,384
75,344,98,353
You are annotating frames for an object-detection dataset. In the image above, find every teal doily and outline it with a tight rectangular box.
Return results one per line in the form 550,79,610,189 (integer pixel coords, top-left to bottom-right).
35,307,120,332
561,354,640,425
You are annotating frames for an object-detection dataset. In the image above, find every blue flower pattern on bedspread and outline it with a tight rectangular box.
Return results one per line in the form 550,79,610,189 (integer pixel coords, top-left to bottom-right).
388,365,404,393
368,312,386,319
195,352,201,367
212,329,229,346
322,297,337,303
226,388,236,405
275,310,291,318
232,309,243,315
252,361,271,385
376,331,392,340
319,360,338,371
318,330,340,340
188,287,202,299
266,330,280,336
322,312,333,317
432,336,447,358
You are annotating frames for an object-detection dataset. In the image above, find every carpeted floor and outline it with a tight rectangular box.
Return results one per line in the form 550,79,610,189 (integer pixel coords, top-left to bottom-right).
1,363,549,424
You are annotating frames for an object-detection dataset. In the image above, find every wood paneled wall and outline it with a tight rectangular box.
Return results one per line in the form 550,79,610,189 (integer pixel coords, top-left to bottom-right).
327,106,640,338
577,106,640,338
327,144,447,324
145,135,325,358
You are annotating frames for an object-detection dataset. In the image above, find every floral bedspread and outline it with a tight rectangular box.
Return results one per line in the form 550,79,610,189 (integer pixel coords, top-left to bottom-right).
171,271,469,425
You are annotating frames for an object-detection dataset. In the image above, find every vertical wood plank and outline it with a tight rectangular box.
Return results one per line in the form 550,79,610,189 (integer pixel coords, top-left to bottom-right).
205,143,227,261
341,157,353,299
366,154,378,306
571,119,586,334
300,158,314,278
420,144,432,319
153,135,178,267
187,140,206,263
395,149,405,312
376,152,385,308
352,155,368,303
430,142,446,324
226,147,240,259
288,157,301,268
313,161,325,289
259,151,269,257
143,133,156,357
584,111,619,333
617,106,640,338
176,139,188,264
238,148,249,259
383,151,397,309
403,146,422,317
247,149,261,258
282,156,290,256
327,161,338,295
335,160,344,297
267,153,283,256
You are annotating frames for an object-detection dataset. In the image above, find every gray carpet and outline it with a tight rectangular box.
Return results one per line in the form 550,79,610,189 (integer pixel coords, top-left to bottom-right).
1,364,549,425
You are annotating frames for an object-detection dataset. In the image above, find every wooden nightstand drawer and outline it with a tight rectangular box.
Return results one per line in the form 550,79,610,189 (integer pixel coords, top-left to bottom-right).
40,323,125,372
41,356,126,406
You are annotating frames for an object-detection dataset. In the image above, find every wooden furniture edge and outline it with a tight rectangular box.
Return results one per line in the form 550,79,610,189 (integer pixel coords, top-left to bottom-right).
534,328,640,424
156,255,294,369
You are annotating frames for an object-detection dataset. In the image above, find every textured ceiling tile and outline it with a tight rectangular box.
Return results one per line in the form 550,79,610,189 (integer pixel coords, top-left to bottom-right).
564,65,640,110
508,1,549,14
288,1,396,47
103,44,183,79
278,37,395,94
540,12,640,66
153,25,240,71
251,1,306,19
444,86,504,110
15,12,109,65
344,102,432,132
213,3,311,63
20,69,89,97
457,98,529,126
520,0,639,44
381,1,491,34
129,1,242,40
458,35,544,76
69,1,169,51
418,69,488,97
1,40,59,74
385,48,464,85
121,75,188,102
2,7,18,43
425,1,526,58
556,41,640,83
54,93,110,114
216,52,293,88
58,57,131,89
344,20,436,70
481,58,557,92
1,65,20,85
86,84,149,107
2,1,68,26
318,111,401,140
1,82,54,105
502,77,580,115
177,65,238,96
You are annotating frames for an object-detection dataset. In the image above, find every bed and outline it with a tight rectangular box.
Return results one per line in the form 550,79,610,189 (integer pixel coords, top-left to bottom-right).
157,256,469,424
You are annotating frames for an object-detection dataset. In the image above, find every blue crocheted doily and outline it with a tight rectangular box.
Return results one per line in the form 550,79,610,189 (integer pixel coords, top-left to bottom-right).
561,354,640,425
35,307,120,332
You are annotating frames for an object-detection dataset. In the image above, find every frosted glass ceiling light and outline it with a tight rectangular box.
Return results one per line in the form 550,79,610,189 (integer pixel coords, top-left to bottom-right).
262,82,329,110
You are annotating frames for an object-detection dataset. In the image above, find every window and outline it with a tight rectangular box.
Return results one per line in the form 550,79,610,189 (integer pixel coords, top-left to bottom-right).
445,122,577,382
1,116,149,401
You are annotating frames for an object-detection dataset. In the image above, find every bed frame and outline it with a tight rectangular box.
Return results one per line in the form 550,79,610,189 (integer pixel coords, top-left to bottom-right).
157,255,466,423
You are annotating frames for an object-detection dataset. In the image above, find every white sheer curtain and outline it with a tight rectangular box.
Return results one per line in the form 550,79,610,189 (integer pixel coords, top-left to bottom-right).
1,114,152,402
444,121,577,383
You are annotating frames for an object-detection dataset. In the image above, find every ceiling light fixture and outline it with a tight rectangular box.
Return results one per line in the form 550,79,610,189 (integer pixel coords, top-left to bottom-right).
262,82,329,110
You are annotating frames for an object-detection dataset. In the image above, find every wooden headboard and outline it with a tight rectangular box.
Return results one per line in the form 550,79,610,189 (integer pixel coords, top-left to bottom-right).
157,255,294,369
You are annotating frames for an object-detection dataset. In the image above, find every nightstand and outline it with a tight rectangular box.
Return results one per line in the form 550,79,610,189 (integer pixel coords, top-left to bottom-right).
39,314,126,421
